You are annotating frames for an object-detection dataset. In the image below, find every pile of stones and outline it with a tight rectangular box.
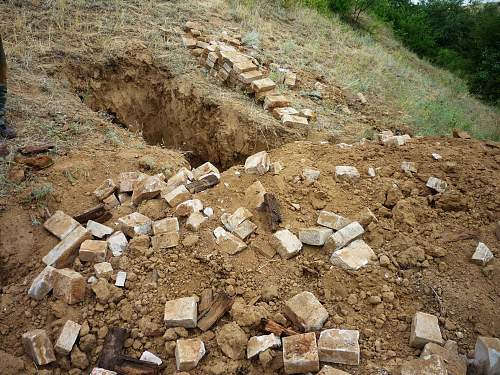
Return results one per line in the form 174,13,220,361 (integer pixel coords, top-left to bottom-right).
180,21,315,127
21,133,498,374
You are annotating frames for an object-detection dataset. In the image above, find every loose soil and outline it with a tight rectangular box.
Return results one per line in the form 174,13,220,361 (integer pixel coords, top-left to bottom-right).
0,1,499,375
1,135,499,374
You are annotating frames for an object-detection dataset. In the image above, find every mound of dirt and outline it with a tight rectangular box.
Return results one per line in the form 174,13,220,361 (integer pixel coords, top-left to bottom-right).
1,135,498,374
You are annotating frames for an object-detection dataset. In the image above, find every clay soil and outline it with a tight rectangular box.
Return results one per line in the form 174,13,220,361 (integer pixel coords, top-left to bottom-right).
0,1,499,375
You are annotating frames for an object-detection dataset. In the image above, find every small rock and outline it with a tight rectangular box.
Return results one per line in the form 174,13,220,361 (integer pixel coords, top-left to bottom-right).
273,229,303,259
216,322,248,360
55,320,81,355
244,151,270,175
471,242,494,265
247,333,281,359
426,177,447,193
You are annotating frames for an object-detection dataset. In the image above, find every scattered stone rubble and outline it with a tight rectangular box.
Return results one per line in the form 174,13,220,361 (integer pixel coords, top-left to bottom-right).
21,131,496,374
180,21,316,127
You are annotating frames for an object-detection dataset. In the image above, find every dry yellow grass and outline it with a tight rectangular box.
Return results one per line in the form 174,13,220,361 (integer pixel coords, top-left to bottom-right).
219,0,499,140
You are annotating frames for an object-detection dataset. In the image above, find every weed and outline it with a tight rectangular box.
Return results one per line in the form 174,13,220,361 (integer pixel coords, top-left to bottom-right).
23,183,53,207
242,30,261,48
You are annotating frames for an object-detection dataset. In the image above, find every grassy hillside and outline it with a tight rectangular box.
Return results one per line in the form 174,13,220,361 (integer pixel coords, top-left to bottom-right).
222,0,499,140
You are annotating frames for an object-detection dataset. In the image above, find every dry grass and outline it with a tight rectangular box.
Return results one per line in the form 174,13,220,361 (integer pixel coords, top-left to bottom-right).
219,0,499,140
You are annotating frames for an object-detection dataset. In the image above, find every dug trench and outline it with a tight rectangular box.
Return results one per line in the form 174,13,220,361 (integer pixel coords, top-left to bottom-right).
66,55,303,169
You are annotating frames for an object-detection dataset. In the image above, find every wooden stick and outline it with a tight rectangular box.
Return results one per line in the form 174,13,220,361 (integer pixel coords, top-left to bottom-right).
73,204,107,224
263,193,282,232
114,355,160,375
98,327,128,370
261,318,298,337
197,292,234,331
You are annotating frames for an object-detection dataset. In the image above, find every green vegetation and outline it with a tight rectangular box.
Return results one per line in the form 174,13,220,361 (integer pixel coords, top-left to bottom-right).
289,0,500,106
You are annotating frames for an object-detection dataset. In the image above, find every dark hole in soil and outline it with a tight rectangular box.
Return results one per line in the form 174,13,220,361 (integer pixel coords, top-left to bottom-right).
68,59,287,170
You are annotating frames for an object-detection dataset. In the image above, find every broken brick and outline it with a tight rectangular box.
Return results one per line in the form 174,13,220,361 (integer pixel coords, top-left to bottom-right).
317,210,351,231
79,240,107,262
263,94,290,110
44,210,80,239
244,151,270,175
284,291,328,331
318,329,360,365
52,268,86,305
118,212,152,237
282,114,308,127
55,320,81,355
22,329,56,366
282,332,320,374
175,338,205,371
131,175,165,206
86,220,113,239
251,78,276,93
410,311,443,348
43,226,92,268
164,297,198,328
107,231,128,257
118,171,146,193
94,262,113,278
175,199,203,217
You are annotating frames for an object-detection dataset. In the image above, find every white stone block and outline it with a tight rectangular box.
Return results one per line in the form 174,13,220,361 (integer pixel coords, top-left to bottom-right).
318,329,360,365
90,369,117,375
118,171,146,193
203,207,214,217
367,167,376,177
152,217,179,235
282,114,308,126
164,297,198,328
42,226,91,268
270,161,283,175
169,167,194,186
317,211,351,231
401,354,447,375
330,239,375,270
94,262,113,278
247,333,281,359
117,212,152,237
175,199,203,217
233,220,257,240
22,329,56,366
303,167,320,183
55,320,81,355
325,221,364,251
318,366,351,375
186,212,208,232
214,227,247,255
107,231,128,256
335,166,360,181
79,240,107,262
474,336,500,375
432,153,442,160
426,176,447,193
44,210,80,240
225,207,253,232
28,265,55,300
162,185,191,207
410,311,443,348
245,181,266,209
115,271,126,287
284,291,329,331
192,162,220,181
86,220,113,239
273,229,303,259
244,151,270,175
401,161,417,173
94,179,116,201
140,350,163,365
299,227,333,246
175,338,205,371
472,242,494,265
282,332,320,374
